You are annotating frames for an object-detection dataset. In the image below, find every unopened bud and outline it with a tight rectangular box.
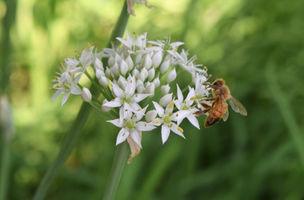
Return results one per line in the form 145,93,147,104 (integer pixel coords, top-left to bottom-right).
144,54,152,70
159,93,173,107
160,59,170,74
145,110,157,122
145,82,155,97
94,58,103,70
148,68,155,81
166,68,177,83
81,87,92,102
153,77,160,87
161,84,170,95
120,60,129,76
152,51,162,68
125,55,134,70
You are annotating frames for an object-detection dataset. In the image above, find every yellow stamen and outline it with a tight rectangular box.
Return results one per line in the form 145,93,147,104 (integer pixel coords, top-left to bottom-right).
68,71,72,76
56,76,59,81
169,111,172,116
155,119,160,124
177,126,184,132
169,102,174,109
56,83,61,87
190,97,195,100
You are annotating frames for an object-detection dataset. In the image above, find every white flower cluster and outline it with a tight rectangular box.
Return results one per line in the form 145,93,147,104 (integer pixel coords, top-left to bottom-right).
51,31,210,162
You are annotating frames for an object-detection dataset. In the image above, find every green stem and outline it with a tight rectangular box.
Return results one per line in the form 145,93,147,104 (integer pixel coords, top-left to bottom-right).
103,142,129,200
32,1,130,199
0,95,14,200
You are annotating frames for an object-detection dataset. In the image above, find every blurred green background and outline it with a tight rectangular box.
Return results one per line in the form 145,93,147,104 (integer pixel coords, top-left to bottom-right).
1,0,304,199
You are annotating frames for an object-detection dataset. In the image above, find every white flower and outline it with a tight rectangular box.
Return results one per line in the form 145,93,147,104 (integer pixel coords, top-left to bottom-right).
107,105,156,147
103,76,150,112
79,46,94,69
152,101,188,144
51,72,83,106
174,85,200,129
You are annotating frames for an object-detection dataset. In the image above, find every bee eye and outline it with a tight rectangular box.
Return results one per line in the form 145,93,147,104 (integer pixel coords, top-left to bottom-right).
214,81,221,86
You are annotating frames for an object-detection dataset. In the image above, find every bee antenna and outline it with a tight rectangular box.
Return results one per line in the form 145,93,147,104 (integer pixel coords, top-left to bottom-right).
206,74,214,81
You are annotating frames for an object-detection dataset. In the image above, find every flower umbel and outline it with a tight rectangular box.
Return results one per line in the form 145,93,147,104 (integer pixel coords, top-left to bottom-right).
51,31,211,162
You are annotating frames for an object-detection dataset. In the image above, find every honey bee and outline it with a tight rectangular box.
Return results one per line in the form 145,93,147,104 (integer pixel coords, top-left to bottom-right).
194,78,247,128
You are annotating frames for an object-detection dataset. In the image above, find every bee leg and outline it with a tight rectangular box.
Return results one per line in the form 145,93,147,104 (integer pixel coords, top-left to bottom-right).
203,97,218,102
193,105,212,116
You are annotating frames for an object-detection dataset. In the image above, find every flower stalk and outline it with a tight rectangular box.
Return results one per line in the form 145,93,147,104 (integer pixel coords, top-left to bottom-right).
103,142,129,200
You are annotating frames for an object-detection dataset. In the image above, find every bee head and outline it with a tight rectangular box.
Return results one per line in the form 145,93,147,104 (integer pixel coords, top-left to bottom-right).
211,78,225,89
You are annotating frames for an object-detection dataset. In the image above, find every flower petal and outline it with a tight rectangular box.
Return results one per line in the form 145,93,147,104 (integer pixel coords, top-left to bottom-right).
130,129,142,148
187,115,200,130
152,101,164,116
161,125,170,144
116,128,129,145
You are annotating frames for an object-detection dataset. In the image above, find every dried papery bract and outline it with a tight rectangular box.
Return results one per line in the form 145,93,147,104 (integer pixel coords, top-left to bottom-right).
126,0,155,16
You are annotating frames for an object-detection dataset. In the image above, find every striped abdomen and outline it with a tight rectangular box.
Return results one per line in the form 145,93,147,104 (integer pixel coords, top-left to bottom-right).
204,100,228,128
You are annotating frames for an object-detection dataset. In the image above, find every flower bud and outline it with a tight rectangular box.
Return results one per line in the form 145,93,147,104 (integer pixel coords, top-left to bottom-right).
137,85,145,93
99,76,108,87
117,76,127,90
159,93,173,107
166,68,177,83
120,60,129,76
160,59,170,74
115,53,122,64
152,51,162,68
132,68,139,77
81,87,92,102
105,67,112,78
96,69,104,79
139,68,148,82
145,82,155,97
94,58,103,71
148,68,155,81
108,56,115,67
144,54,152,70
102,99,111,112
135,54,142,64
145,110,157,122
161,84,170,95
112,63,120,77
153,77,160,87
125,55,134,70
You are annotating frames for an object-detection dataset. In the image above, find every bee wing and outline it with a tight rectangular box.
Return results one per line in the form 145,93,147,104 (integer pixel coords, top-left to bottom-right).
228,96,247,116
223,109,229,122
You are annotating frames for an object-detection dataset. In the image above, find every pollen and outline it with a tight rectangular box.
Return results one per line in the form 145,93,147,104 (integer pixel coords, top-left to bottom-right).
168,111,172,116
190,97,195,100
155,119,160,124
56,83,61,87
68,71,73,76
169,123,173,128
56,76,59,81
177,126,184,132
169,102,174,109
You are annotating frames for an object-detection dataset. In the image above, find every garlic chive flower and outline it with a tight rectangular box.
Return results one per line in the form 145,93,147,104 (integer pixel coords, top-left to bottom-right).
51,31,212,161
